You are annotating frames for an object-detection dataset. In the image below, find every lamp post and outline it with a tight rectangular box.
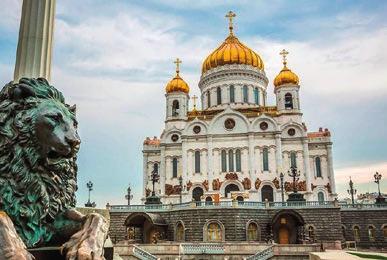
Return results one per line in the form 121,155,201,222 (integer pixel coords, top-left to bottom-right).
178,175,183,204
280,172,285,203
374,172,385,204
145,163,162,205
287,166,305,202
125,184,133,205
85,181,96,207
347,177,357,207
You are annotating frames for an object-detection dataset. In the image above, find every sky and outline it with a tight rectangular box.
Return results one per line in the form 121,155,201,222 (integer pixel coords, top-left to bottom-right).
0,0,386,207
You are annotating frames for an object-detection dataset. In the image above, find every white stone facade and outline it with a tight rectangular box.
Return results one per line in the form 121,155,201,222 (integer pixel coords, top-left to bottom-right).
142,64,336,204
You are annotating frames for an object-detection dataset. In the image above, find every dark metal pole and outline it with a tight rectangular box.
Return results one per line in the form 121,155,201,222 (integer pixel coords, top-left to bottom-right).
347,177,357,207
179,176,183,204
374,172,382,197
125,184,133,205
280,172,284,203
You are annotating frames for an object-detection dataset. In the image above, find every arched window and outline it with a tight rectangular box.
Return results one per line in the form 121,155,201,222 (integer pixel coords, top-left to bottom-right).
230,85,235,103
228,150,234,172
353,226,360,242
342,225,346,241
194,151,200,173
254,88,260,105
175,222,185,242
383,225,387,241
207,222,222,242
216,87,222,105
192,187,203,202
172,100,179,116
262,148,269,171
315,157,322,177
290,152,297,168
318,192,325,202
368,226,375,241
207,91,211,108
221,150,227,172
284,93,293,109
247,222,259,241
307,226,315,242
172,158,178,178
235,149,241,172
243,85,248,103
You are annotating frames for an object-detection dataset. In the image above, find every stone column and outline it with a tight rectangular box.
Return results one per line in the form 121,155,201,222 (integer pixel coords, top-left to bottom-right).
14,0,56,82
159,146,166,198
207,136,213,191
327,144,336,194
182,139,187,183
142,153,148,199
275,133,282,173
248,133,255,180
302,138,312,192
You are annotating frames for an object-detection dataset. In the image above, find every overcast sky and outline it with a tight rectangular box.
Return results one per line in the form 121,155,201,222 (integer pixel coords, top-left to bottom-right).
0,0,386,206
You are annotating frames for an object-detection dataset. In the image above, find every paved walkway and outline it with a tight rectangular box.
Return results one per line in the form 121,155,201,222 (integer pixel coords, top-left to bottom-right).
310,250,387,260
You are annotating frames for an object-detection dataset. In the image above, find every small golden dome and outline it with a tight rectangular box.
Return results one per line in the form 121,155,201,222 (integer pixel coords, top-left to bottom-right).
274,49,299,87
165,58,190,94
202,11,264,74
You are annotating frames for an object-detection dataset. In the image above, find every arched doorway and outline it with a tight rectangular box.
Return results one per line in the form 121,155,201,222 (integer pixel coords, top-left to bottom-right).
125,212,167,244
225,183,239,198
261,185,274,202
272,210,305,244
192,187,204,202
205,196,213,205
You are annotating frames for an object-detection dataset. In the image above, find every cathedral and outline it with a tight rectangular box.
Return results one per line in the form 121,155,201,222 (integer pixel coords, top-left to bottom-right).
142,12,336,205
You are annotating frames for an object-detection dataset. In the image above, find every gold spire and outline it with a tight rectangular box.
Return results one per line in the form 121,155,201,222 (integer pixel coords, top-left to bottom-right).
225,11,236,35
192,95,198,111
174,58,182,75
279,49,289,67
274,49,299,87
201,11,264,74
165,58,189,94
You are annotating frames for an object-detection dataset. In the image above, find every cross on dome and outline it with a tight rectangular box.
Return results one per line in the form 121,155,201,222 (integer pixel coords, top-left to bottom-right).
280,49,289,67
225,11,236,35
174,58,182,74
191,95,198,110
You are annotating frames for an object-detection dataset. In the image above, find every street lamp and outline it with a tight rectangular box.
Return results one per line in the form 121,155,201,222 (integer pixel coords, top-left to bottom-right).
280,172,285,203
374,172,385,204
287,166,305,202
125,184,133,205
178,175,183,204
85,181,96,207
347,177,357,207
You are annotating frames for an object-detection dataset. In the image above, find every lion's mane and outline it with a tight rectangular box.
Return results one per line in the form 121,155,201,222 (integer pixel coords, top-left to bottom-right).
0,78,78,247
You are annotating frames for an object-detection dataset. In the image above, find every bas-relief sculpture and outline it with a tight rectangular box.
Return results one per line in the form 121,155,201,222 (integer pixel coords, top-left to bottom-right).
0,78,108,259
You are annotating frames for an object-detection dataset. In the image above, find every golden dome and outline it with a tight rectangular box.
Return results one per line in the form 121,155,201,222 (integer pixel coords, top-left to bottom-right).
274,49,299,87
165,58,190,94
202,11,264,74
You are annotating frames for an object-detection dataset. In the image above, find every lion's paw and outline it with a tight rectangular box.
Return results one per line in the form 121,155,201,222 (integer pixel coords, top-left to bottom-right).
62,213,108,260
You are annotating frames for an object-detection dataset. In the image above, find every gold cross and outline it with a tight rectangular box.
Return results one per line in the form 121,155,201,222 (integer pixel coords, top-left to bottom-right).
174,58,182,74
225,11,236,35
192,95,198,109
280,49,289,66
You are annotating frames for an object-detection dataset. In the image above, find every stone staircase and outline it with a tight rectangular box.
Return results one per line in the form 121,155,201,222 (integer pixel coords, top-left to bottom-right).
115,242,321,260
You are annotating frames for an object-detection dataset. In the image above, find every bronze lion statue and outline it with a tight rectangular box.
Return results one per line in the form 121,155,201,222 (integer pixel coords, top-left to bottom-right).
0,78,108,260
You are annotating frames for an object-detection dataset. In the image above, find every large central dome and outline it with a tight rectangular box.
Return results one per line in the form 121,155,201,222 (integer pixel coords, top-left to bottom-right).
201,32,264,74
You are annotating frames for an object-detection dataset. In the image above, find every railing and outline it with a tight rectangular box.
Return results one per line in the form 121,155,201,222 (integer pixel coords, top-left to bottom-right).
132,245,159,260
109,201,387,212
180,243,225,255
246,245,274,260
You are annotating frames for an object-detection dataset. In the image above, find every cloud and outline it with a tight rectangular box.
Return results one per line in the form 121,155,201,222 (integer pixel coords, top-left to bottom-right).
0,0,21,31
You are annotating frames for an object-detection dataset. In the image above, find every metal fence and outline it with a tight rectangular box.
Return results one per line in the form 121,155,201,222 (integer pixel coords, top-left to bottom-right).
109,201,387,212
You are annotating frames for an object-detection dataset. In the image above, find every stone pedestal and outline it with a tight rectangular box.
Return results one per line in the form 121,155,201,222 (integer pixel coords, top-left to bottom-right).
145,195,162,205
375,196,386,204
287,192,306,202
14,0,56,82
